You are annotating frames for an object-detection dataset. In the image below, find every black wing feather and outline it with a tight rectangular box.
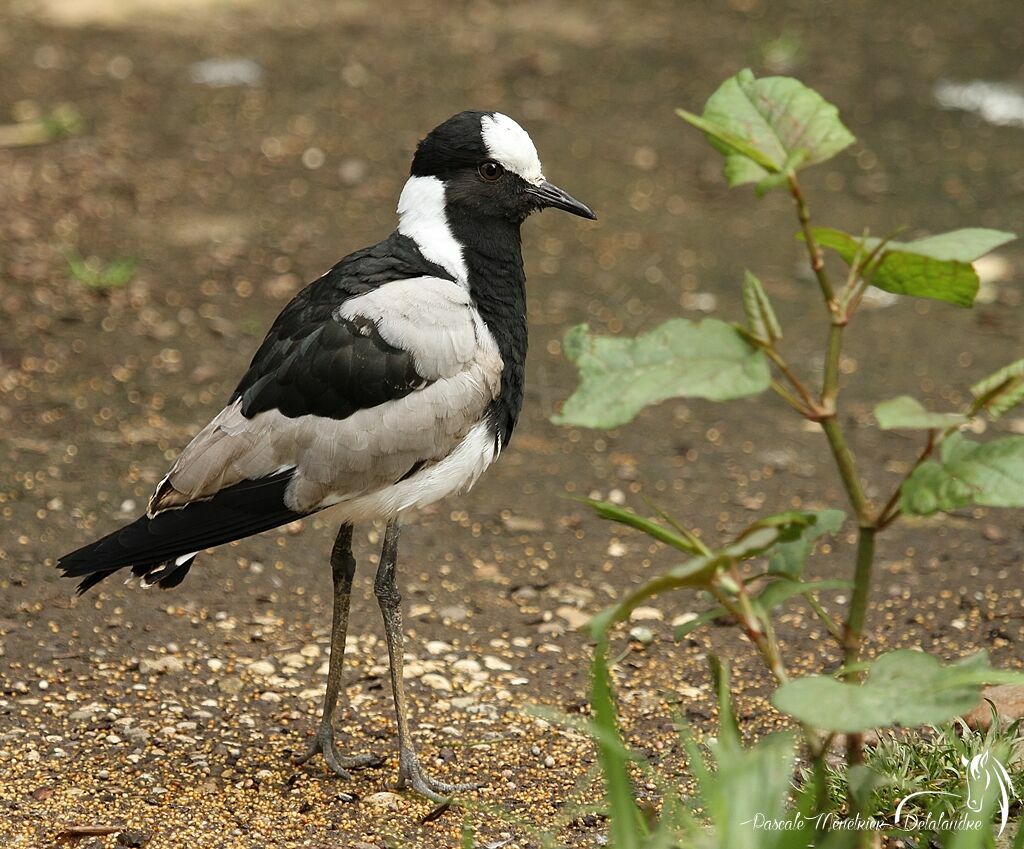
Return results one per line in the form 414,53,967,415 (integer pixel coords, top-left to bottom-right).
232,232,453,421
58,473,301,593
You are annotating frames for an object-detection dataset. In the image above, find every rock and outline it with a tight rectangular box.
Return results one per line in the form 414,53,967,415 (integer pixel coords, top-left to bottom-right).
502,515,545,533
69,708,98,722
425,640,452,655
138,656,184,675
207,659,223,672
438,605,469,622
125,727,150,746
452,659,482,675
629,626,655,645
630,606,664,622
364,791,401,811
188,58,263,88
421,673,452,692
511,586,538,604
218,676,244,695
963,685,1024,730
483,656,512,672
248,660,276,676
555,606,590,630
280,653,306,670
403,661,427,679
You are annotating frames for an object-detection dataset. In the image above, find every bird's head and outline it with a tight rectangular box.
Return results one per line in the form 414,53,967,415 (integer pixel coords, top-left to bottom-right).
406,110,596,224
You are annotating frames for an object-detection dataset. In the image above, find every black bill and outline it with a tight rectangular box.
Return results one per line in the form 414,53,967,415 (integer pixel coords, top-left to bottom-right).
527,180,597,220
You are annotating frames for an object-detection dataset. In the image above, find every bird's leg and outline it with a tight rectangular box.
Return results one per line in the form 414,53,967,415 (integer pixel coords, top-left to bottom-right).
375,517,482,802
296,523,381,778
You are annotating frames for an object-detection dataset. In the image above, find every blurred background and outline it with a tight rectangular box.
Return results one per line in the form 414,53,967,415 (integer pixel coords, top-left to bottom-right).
1,0,1022,846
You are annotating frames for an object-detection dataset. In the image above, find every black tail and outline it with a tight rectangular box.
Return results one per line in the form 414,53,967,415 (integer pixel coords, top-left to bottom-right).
58,472,306,593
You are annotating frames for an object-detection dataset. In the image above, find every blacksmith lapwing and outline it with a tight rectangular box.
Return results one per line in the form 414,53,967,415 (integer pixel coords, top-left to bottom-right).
58,111,596,800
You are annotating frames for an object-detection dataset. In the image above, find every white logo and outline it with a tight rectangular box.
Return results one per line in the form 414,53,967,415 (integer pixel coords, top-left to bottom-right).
894,751,1017,836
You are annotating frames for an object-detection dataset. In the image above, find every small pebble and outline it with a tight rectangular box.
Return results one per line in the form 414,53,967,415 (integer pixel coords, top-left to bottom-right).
421,673,453,692
629,626,655,645
364,791,401,810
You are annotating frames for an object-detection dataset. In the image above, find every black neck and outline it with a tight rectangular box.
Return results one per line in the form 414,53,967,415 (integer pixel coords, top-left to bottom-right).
445,208,528,447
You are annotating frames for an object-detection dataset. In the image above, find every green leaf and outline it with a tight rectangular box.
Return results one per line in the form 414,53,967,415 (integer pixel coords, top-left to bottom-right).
590,641,646,847
703,730,803,846
772,650,1024,733
709,656,741,755
755,149,808,197
674,578,850,641
767,509,845,578
811,226,1016,308
675,108,779,174
674,606,726,640
582,499,703,555
874,396,967,430
681,69,854,189
899,228,1018,261
554,319,770,429
741,270,782,344
971,358,1024,419
727,511,821,561
900,433,1024,515
751,578,852,619
587,554,728,638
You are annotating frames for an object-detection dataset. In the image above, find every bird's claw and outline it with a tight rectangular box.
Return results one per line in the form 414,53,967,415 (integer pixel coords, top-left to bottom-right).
295,724,383,779
397,753,483,803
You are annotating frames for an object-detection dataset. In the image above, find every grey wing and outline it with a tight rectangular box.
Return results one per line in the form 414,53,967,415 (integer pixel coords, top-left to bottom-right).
151,276,503,516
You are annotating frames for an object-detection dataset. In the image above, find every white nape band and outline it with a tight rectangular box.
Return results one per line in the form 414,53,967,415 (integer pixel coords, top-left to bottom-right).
397,176,469,286
481,113,544,185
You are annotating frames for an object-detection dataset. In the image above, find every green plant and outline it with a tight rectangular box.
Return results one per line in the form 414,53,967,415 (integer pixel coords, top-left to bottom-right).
0,104,82,148
65,250,136,291
555,69,1024,845
807,715,1024,831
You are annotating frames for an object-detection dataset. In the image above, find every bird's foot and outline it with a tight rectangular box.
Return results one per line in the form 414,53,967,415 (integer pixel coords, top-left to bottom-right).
295,724,383,779
397,751,483,803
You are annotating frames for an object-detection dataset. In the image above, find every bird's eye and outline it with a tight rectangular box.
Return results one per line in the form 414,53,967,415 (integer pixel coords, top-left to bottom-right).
478,160,504,182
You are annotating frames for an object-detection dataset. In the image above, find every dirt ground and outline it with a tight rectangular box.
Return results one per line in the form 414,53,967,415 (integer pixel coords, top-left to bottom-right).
1,0,1023,846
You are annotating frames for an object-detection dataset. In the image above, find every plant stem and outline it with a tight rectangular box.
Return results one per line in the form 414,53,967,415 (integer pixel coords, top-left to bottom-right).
788,175,836,306
841,526,877,767
770,379,811,416
876,431,936,529
765,348,820,414
821,419,869,523
822,324,844,406
710,582,789,686
805,592,844,643
843,529,878,661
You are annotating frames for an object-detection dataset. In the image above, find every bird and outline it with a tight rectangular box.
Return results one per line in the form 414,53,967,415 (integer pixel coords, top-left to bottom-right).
57,110,596,801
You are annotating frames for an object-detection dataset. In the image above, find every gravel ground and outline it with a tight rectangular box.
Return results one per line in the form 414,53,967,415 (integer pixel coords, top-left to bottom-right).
1,0,1023,846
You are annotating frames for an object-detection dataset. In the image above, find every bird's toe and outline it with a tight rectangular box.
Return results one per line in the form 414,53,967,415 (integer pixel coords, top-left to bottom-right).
398,756,484,802
295,725,383,779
